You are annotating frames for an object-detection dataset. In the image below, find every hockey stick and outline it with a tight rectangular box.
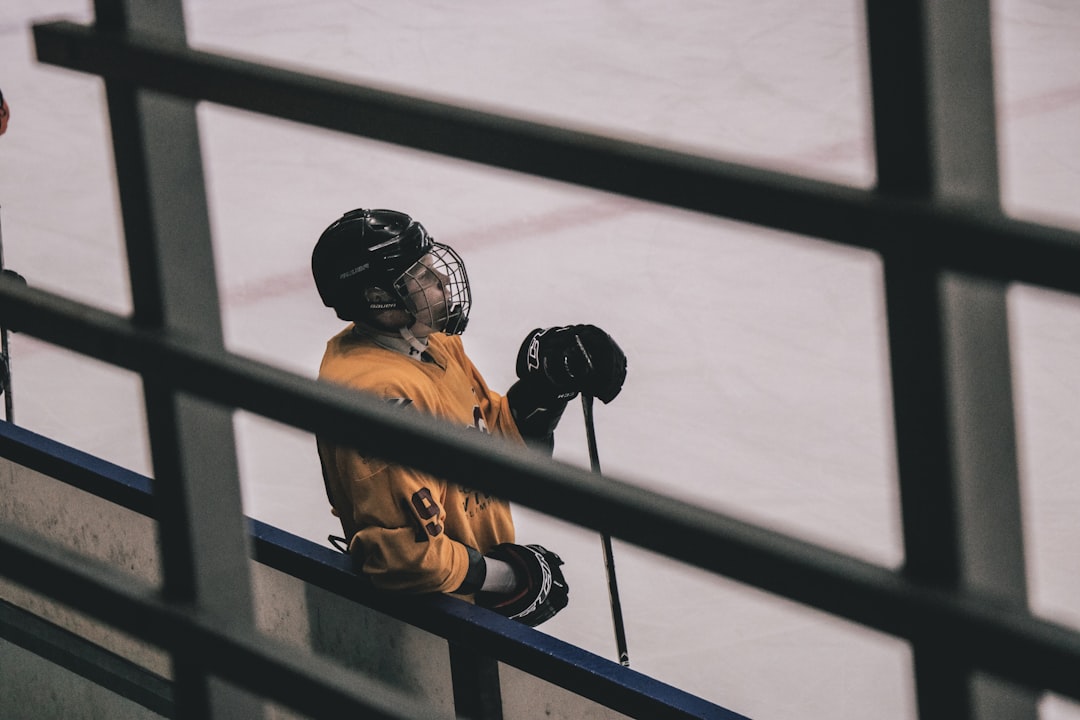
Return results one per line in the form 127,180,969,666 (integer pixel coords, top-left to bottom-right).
582,393,630,667
0,204,12,423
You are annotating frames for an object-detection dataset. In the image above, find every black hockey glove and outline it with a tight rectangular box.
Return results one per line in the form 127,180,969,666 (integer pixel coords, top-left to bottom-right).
515,325,627,404
507,377,569,453
477,543,569,627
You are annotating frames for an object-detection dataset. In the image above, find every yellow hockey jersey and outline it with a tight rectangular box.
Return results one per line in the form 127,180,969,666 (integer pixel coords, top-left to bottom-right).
316,326,522,594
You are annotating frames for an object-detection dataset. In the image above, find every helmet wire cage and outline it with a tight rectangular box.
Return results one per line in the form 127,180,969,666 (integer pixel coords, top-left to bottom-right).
393,241,471,335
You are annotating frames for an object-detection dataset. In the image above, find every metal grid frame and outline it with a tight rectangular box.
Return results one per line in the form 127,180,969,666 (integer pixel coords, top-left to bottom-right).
0,0,1078,718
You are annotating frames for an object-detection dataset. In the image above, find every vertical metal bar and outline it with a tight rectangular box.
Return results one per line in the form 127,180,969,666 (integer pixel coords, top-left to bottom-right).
920,2,1000,205
881,248,972,719
449,642,504,720
93,1,262,718
941,273,1038,719
867,1,1036,718
865,0,933,198
866,40,962,720
0,204,13,423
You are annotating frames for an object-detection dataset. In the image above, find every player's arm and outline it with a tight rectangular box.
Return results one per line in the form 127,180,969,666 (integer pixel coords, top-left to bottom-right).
343,457,474,594
342,458,567,624
326,376,478,592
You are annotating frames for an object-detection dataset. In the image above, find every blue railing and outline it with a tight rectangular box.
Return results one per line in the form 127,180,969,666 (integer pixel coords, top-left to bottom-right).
0,420,745,719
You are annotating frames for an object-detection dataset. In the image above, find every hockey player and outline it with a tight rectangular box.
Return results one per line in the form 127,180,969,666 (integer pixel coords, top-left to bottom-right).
312,208,626,626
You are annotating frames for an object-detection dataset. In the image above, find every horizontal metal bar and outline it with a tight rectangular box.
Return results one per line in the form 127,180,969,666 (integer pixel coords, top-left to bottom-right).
1,275,1079,702
0,598,173,716
251,523,746,720
0,417,740,720
31,21,1080,297
0,421,154,515
0,521,454,720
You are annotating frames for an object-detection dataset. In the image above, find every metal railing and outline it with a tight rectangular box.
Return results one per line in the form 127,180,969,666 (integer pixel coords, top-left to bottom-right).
0,1,1078,718
0,420,739,719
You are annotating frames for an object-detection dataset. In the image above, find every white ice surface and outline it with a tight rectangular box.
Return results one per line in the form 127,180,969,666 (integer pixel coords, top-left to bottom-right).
2,2,1080,718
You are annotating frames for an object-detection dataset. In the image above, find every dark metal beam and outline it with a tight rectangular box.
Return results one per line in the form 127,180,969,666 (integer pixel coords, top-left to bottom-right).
18,11,1080,720
865,0,933,197
30,21,1080,297
0,598,173,717
449,643,504,720
0,282,1078,704
0,421,155,516
0,523,455,720
867,0,1037,718
92,1,260,716
0,417,744,720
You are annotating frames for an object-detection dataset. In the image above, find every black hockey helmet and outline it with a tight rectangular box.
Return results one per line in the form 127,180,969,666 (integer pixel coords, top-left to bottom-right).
312,208,471,334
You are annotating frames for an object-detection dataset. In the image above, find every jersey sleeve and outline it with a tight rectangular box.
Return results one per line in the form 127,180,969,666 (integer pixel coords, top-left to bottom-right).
326,441,473,594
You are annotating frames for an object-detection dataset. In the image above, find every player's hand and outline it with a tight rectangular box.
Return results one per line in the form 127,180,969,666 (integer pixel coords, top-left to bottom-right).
477,543,569,627
515,325,627,403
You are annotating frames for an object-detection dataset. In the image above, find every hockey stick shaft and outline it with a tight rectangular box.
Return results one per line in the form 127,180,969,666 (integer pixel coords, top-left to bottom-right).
0,204,12,423
582,394,630,667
